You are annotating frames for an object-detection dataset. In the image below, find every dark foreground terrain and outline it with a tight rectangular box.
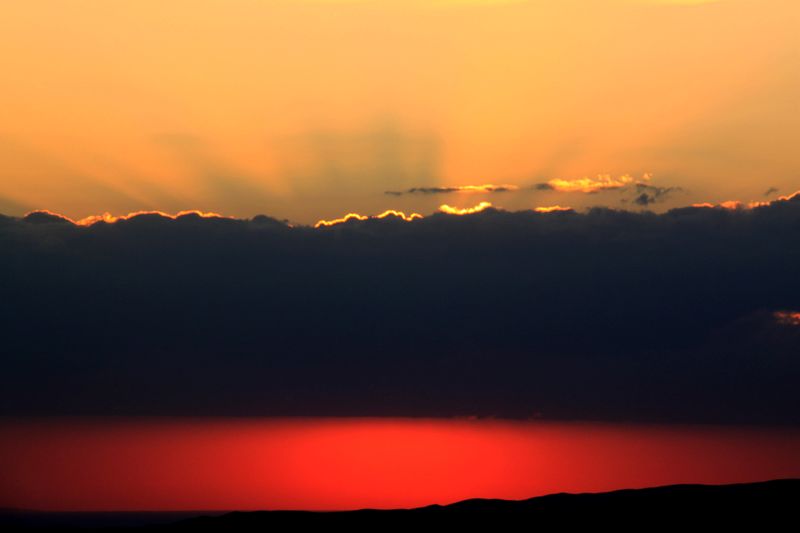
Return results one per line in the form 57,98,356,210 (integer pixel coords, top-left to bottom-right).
3,479,798,529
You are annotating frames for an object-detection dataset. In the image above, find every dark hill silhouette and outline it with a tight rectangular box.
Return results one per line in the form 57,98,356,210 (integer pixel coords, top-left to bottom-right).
169,479,800,529
5,479,796,529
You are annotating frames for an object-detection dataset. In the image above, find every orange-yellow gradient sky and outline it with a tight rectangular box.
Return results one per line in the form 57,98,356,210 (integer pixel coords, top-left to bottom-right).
1,0,797,224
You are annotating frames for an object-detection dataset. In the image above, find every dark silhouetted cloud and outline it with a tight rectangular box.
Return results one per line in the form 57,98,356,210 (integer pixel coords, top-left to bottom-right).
630,184,683,206
2,194,800,424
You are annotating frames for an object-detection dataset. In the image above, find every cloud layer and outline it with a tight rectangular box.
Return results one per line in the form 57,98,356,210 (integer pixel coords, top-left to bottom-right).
2,195,800,424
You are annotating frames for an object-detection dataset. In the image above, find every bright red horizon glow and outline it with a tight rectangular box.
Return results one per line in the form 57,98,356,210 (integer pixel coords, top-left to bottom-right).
1,418,799,512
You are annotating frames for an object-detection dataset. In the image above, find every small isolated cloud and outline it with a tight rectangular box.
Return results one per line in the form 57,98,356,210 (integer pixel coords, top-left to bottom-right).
764,187,779,197
385,184,518,196
533,173,682,207
630,184,682,206
438,201,494,215
533,205,573,213
774,311,800,327
536,174,641,194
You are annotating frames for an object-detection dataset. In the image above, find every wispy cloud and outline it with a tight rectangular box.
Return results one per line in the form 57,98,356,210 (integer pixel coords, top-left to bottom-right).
774,310,800,327
386,184,518,196
534,205,573,213
629,184,683,206
533,173,682,207
438,201,494,215
535,174,643,194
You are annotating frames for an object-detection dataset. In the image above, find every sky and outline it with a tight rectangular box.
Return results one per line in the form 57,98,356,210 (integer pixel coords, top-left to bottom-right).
3,419,800,511
1,0,800,513
0,0,798,223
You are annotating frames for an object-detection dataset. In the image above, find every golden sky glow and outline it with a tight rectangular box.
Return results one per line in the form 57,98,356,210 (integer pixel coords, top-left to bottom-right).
0,0,797,223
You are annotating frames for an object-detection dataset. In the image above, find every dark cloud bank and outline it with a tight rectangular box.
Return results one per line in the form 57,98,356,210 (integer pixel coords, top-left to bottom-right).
2,196,800,425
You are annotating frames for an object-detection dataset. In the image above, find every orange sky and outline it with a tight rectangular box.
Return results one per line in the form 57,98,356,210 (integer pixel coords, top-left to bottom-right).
0,0,797,224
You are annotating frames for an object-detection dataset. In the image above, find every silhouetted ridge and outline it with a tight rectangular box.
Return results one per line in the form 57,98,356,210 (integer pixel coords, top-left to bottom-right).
163,479,799,528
